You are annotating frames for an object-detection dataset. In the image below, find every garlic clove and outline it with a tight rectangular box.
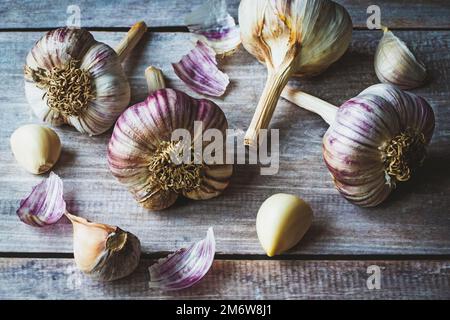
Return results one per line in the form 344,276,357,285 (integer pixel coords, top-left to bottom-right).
145,66,166,94
374,28,427,89
66,213,141,282
256,193,313,257
10,124,61,175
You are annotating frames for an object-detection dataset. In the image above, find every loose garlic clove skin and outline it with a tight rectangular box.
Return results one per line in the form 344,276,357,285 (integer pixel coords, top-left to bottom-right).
10,124,61,174
66,213,141,282
375,28,427,89
256,194,313,257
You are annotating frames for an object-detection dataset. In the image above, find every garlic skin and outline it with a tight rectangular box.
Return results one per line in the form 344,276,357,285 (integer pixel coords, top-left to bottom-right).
239,0,352,146
24,22,146,136
10,124,61,174
375,28,427,89
282,84,435,207
108,88,233,210
256,194,313,257
66,213,141,282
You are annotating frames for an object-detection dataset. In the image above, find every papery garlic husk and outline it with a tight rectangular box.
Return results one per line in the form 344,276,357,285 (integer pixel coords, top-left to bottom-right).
240,0,352,146
375,27,427,89
24,22,147,135
108,88,233,210
17,172,66,227
10,124,61,174
149,227,215,291
282,84,435,207
185,0,241,55
66,213,141,281
173,41,230,97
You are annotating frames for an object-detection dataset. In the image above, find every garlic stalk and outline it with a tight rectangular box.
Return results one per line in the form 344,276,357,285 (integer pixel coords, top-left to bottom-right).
24,21,147,136
239,0,352,147
282,84,435,207
66,213,141,282
10,124,61,175
108,67,233,210
375,27,427,89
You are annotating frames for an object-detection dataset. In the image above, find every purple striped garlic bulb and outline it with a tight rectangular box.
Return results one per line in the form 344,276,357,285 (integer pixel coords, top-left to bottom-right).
108,68,233,210
24,22,147,136
282,84,435,207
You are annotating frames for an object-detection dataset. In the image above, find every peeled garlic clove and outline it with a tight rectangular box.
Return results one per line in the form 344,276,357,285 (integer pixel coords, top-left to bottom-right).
66,213,141,282
256,194,313,257
17,172,66,227
375,28,427,89
10,124,61,174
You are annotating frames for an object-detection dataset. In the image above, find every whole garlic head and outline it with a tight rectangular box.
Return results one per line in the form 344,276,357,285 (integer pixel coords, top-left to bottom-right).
67,213,141,282
24,23,146,136
10,124,61,174
374,27,427,89
239,0,353,146
108,89,233,210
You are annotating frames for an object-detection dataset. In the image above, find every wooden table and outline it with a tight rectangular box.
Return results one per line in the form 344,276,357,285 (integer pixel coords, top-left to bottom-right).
0,0,449,300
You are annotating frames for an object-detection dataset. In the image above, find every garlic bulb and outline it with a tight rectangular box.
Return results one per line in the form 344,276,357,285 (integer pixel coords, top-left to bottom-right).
24,22,147,136
108,69,233,210
256,194,313,257
66,213,141,281
10,124,61,174
282,84,435,207
239,0,352,146
375,27,427,89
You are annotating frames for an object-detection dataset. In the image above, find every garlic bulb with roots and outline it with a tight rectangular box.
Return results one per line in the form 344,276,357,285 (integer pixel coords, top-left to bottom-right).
66,213,141,282
239,0,352,147
281,84,435,207
24,21,147,136
108,67,233,210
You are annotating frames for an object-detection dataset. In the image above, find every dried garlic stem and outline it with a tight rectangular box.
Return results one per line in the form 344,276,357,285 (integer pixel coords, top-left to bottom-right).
115,21,148,62
281,87,338,125
244,65,293,147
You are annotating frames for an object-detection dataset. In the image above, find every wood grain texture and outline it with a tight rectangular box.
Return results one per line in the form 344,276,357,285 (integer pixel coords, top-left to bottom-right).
0,0,449,29
0,258,448,299
0,30,449,255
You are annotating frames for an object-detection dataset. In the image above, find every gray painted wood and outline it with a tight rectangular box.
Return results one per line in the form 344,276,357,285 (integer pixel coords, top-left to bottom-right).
0,0,449,29
0,30,449,255
0,258,448,299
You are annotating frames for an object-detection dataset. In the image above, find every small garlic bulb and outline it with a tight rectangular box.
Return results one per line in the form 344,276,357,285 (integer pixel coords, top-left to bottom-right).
24,22,147,135
282,84,435,207
375,27,427,89
108,68,232,210
66,213,141,282
10,124,61,174
239,0,353,146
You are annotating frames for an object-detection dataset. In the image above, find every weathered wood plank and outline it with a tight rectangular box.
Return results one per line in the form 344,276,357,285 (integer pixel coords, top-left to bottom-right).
0,258,448,299
0,0,449,30
0,30,449,255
